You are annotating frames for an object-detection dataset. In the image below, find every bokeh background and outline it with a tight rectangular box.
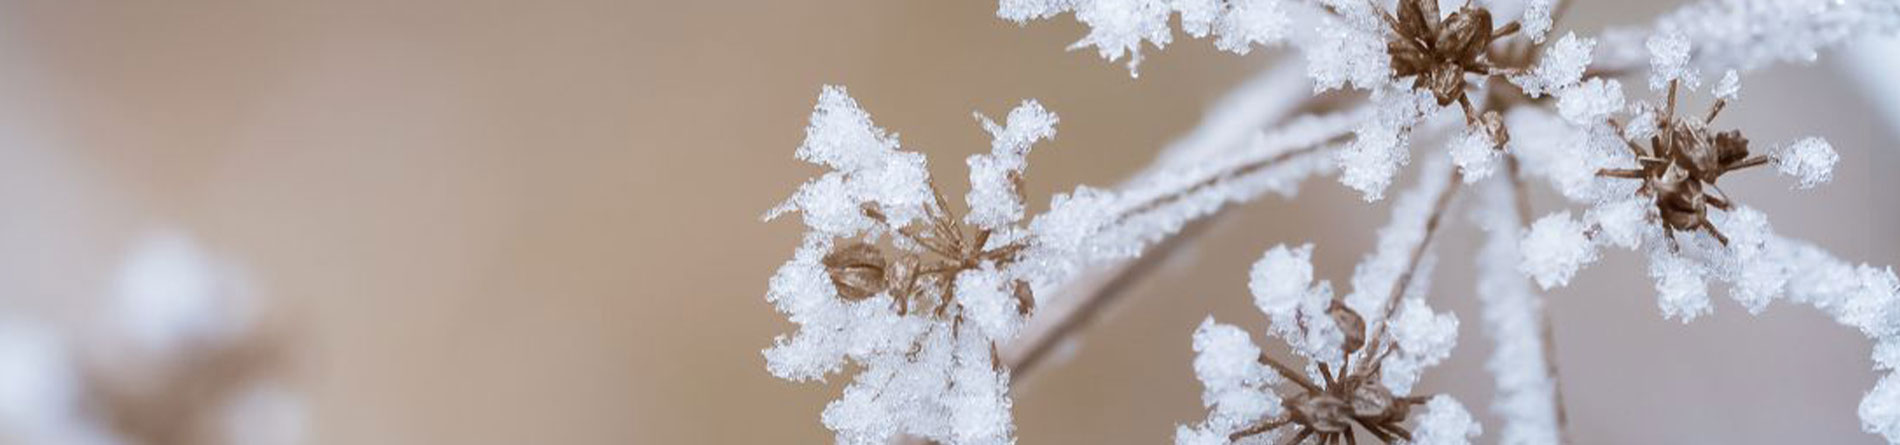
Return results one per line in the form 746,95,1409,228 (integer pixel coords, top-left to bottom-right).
0,0,1895,444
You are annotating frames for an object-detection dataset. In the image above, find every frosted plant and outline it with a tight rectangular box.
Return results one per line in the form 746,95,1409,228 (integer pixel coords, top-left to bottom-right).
762,0,1900,442
1178,159,1471,444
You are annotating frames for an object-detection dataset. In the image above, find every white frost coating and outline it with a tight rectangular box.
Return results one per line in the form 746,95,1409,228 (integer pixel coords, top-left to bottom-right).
1176,318,1286,444
1023,109,1358,289
967,100,1058,231
767,87,1045,445
1723,207,1786,313
1775,137,1839,189
1413,395,1484,445
1519,211,1598,290
1514,33,1595,98
1250,243,1318,315
1648,246,1715,322
998,0,1294,74
1343,157,1456,324
1338,90,1435,201
1250,244,1346,361
770,86,934,234
1556,78,1625,126
1867,372,1900,443
1302,5,1394,92
1648,0,1900,73
1471,179,1562,445
1380,296,1459,395
1518,0,1555,42
1504,107,1635,203
1646,31,1699,91
1714,70,1741,101
957,265,1026,340
1586,198,1651,250
1449,127,1500,183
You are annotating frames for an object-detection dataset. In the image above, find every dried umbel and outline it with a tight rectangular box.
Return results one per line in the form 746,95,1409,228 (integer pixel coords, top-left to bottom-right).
1599,79,1767,245
1378,0,1521,115
1230,300,1436,444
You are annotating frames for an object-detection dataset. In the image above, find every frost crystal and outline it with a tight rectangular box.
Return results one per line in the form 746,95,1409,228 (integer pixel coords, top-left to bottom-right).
998,0,1293,74
1449,128,1500,183
1556,78,1625,126
1646,31,1699,91
967,100,1059,231
1250,243,1345,361
1713,69,1741,101
1413,395,1483,445
1514,33,1596,98
1775,137,1838,189
1519,212,1598,290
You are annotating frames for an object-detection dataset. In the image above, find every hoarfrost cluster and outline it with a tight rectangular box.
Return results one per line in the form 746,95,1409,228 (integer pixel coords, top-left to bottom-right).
764,0,1900,442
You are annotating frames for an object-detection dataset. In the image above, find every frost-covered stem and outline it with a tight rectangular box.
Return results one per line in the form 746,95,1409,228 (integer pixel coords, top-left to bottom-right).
1001,65,1340,383
1115,143,1334,222
1505,153,1573,443
1006,213,1222,378
1365,170,1462,360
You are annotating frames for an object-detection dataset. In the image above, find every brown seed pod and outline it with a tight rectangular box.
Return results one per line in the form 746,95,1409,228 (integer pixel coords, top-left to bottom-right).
823,241,889,301
1379,0,1520,109
1330,298,1368,356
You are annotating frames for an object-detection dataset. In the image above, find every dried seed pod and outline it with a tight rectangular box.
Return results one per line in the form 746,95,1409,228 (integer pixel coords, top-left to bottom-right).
1329,298,1368,356
823,241,889,301
1011,279,1035,315
1286,392,1355,433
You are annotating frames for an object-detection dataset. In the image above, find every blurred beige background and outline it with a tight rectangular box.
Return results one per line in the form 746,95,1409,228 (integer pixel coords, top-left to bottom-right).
0,0,1894,444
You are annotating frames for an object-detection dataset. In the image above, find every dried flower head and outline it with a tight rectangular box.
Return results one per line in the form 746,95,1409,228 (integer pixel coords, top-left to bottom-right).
1377,0,1525,130
1598,79,1768,246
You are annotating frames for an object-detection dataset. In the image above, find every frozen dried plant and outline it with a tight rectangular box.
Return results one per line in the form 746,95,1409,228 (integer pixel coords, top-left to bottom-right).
762,0,1900,443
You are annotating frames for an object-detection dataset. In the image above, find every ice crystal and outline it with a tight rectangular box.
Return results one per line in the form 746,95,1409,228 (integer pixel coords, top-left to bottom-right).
1775,136,1839,189
998,0,1293,75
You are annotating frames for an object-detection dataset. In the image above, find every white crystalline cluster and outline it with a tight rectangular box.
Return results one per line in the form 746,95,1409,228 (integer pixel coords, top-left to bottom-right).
768,86,934,235
1413,395,1483,445
1249,244,1346,362
997,0,1294,74
765,87,1058,445
966,100,1059,231
1505,107,1635,203
1518,212,1598,290
1556,78,1625,126
1470,179,1562,445
1302,2,1393,92
1713,69,1742,101
1449,127,1499,183
1174,319,1283,443
1646,31,1699,91
1775,137,1839,189
1517,0,1556,43
1513,33,1596,98
1380,296,1460,395
1337,90,1436,201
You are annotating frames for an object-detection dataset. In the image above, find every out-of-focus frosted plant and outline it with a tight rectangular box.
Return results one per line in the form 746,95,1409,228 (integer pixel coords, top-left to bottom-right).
763,0,1900,442
0,232,301,445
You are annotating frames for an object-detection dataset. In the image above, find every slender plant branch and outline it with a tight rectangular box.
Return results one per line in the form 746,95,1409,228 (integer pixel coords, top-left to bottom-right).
1505,152,1573,444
